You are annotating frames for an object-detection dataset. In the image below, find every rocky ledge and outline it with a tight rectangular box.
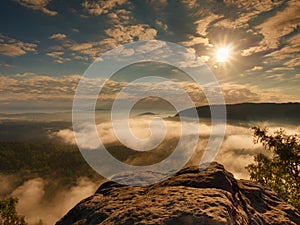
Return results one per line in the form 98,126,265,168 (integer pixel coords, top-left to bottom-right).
56,162,300,225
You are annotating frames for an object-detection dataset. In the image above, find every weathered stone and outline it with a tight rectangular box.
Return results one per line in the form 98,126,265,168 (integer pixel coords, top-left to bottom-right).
56,162,300,225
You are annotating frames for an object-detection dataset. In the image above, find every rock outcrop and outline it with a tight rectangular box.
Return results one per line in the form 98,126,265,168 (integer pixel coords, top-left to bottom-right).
56,162,300,225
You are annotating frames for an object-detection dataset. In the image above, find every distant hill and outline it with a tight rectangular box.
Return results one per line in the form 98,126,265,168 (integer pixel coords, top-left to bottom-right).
175,103,300,123
138,112,157,116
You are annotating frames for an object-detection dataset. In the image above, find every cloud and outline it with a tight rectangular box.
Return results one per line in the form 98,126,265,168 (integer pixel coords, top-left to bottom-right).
0,174,18,197
69,43,93,51
221,83,285,103
180,0,199,9
222,84,261,103
104,24,157,43
214,125,263,179
266,67,295,73
180,81,290,104
0,63,12,67
155,20,168,31
50,115,300,181
11,177,98,225
214,0,285,29
46,24,157,62
49,33,67,40
261,32,300,70
256,0,300,50
82,0,128,16
15,0,57,16
179,13,219,51
284,57,300,67
1,71,295,109
241,0,300,56
66,41,109,60
181,36,210,48
51,117,205,169
266,33,300,60
47,36,103,62
51,118,183,150
0,44,26,57
46,51,63,57
15,72,38,78
248,66,263,71
195,14,220,37
46,51,71,64
0,73,81,102
107,9,131,24
176,0,291,65
0,34,37,57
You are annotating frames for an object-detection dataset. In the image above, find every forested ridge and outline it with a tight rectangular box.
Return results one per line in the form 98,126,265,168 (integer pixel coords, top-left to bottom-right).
0,142,100,185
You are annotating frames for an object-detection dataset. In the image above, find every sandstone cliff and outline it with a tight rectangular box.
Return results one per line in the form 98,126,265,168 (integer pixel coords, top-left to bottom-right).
56,162,300,225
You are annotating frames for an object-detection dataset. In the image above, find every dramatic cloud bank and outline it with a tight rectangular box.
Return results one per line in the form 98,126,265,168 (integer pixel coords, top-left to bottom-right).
50,117,300,180
51,115,300,180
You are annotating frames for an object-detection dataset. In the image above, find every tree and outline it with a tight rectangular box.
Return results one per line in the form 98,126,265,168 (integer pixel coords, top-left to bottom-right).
246,127,300,210
0,198,27,225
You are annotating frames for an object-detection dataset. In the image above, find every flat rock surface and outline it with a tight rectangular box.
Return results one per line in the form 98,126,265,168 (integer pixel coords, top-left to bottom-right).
56,162,300,225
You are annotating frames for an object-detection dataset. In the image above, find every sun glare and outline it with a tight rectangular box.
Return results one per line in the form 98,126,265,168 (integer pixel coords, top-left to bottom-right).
216,46,231,62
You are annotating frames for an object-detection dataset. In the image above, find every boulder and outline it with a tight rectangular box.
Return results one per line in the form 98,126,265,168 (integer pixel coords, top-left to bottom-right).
56,162,300,225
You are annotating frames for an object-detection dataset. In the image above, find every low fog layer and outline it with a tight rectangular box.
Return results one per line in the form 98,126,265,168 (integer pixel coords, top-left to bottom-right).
51,116,300,179
1,116,299,225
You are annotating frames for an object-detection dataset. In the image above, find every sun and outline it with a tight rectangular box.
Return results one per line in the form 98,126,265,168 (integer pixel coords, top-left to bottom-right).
216,46,231,62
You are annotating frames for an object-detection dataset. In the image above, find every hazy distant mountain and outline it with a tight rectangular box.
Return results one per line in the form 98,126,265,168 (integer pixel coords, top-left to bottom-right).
175,103,300,123
138,112,157,116
56,162,300,225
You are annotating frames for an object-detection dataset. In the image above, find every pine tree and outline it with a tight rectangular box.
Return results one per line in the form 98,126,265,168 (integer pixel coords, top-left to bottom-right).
0,198,27,225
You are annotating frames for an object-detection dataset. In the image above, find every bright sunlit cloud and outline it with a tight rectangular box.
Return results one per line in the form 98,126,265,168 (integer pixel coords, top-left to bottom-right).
216,46,231,62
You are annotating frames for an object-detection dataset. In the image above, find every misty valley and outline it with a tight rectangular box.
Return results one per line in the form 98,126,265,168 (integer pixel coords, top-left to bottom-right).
0,104,299,224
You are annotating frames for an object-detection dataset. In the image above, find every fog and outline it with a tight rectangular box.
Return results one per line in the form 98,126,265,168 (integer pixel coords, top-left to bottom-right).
51,116,300,179
0,175,100,225
1,116,299,224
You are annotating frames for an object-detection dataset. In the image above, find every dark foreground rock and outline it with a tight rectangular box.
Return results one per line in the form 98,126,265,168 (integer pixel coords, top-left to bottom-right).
56,162,300,225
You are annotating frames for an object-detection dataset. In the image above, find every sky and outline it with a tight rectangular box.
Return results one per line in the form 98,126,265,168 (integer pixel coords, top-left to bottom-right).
1,0,300,112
